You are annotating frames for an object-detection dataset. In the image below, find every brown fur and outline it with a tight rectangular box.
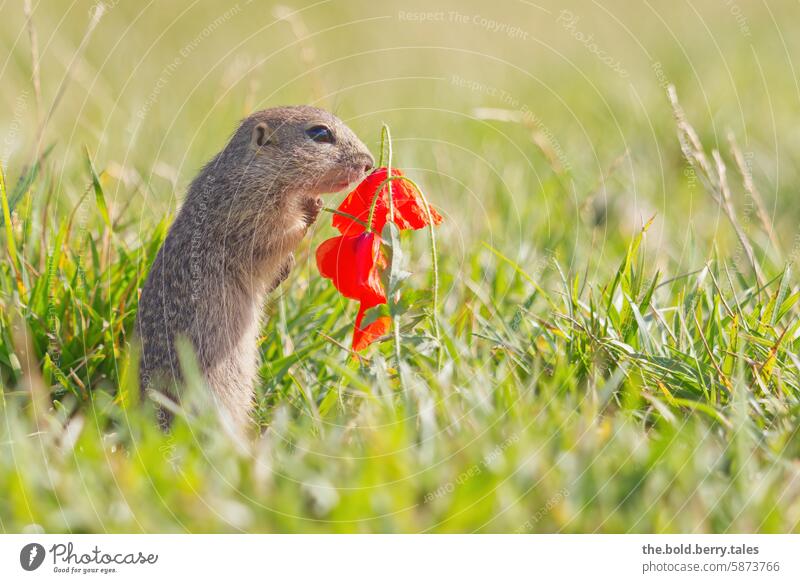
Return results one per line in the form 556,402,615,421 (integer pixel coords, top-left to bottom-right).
136,106,373,428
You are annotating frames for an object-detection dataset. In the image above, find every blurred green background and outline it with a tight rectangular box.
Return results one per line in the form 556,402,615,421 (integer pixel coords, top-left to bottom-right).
1,0,799,533
2,0,799,263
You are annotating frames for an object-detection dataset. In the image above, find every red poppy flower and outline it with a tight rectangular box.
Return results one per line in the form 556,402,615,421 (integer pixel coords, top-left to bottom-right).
332,167,443,236
316,231,387,305
316,231,390,350
317,163,443,351
353,301,391,352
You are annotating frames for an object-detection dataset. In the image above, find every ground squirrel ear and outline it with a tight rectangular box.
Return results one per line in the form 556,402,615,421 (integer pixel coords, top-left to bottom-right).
252,122,272,148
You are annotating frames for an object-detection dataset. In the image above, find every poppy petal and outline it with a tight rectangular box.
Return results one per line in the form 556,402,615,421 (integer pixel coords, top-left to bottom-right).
353,302,391,351
332,167,442,236
394,195,443,231
332,168,392,236
316,236,345,281
315,232,386,306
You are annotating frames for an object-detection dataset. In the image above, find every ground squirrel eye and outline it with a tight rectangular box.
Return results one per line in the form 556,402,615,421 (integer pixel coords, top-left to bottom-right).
305,125,335,144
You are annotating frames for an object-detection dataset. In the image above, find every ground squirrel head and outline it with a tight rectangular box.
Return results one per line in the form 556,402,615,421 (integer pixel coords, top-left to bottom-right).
212,106,374,203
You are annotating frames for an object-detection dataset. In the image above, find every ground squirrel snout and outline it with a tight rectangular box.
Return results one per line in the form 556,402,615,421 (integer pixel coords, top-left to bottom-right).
136,105,373,430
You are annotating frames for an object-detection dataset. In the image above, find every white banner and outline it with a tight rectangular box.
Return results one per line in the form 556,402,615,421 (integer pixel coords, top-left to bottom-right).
0,535,797,582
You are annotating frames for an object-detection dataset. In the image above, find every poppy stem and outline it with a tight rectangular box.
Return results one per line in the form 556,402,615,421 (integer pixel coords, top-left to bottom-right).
363,171,443,364
378,124,387,167
383,125,395,225
322,207,369,229
365,175,405,232
389,176,443,369
380,124,405,388
366,127,395,232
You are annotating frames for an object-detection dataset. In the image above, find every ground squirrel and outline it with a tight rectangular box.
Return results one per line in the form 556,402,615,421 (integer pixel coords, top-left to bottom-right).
136,106,374,428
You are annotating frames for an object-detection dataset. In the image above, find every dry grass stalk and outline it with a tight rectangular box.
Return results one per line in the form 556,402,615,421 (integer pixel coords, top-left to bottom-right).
727,131,781,256
22,0,42,121
472,107,566,175
668,85,764,288
712,149,766,286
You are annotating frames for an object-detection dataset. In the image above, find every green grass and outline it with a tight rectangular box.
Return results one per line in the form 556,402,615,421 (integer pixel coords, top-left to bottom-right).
2,0,800,533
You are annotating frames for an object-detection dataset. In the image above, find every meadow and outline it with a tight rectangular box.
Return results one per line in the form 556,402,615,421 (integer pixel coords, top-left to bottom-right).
1,0,800,532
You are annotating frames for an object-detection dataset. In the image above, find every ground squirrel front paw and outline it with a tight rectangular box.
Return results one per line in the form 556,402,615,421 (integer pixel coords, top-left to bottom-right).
267,253,295,292
302,196,324,226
